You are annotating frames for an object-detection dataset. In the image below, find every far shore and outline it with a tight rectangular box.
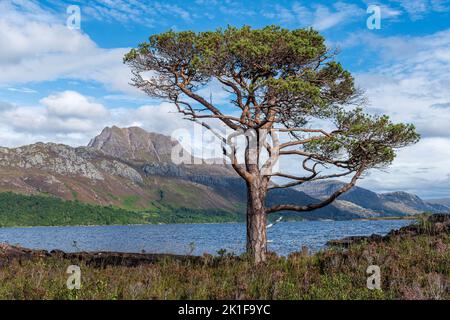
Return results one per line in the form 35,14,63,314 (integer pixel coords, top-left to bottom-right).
353,215,419,221
0,216,418,229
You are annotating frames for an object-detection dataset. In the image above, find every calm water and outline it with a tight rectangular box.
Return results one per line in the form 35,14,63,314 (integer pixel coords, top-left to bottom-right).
0,220,412,256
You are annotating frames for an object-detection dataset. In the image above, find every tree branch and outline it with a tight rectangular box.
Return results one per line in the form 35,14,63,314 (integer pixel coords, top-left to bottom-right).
266,165,365,213
268,169,354,190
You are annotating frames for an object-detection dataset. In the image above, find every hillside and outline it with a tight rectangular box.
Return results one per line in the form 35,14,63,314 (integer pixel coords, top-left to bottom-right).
0,192,243,227
294,180,449,216
0,137,241,213
427,198,450,207
0,126,447,224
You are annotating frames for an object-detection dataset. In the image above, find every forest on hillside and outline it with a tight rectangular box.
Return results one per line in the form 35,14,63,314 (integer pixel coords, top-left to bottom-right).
0,192,243,227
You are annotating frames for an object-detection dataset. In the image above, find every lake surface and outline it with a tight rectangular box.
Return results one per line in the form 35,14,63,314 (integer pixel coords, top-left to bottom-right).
0,220,412,256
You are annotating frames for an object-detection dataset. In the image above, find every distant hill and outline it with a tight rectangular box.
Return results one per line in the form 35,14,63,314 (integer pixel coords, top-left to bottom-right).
427,198,450,207
295,180,450,216
0,126,447,225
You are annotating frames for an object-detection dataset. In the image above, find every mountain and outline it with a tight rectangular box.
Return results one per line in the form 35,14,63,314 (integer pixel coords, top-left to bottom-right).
88,125,235,177
427,198,450,207
295,180,450,216
295,180,386,212
88,126,176,164
379,192,449,214
0,137,239,212
0,127,354,221
0,126,447,223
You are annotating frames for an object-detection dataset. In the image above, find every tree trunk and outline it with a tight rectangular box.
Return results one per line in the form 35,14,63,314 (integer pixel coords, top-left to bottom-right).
246,179,267,264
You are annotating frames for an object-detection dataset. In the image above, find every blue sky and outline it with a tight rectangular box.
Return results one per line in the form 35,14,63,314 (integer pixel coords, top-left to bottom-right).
0,0,450,198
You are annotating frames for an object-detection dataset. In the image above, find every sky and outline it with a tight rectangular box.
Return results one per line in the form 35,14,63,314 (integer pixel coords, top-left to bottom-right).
0,0,450,198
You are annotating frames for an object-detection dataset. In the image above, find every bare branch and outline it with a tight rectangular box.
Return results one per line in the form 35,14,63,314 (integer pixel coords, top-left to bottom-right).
266,166,365,213
177,83,241,130
268,169,355,190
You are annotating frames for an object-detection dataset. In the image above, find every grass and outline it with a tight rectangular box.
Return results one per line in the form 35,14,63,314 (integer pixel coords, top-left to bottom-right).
121,195,142,211
0,232,448,300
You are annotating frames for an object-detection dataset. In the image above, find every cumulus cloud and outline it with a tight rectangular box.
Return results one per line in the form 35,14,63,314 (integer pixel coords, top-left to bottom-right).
244,26,450,197
0,1,136,94
351,29,450,139
358,138,450,198
312,2,365,31
0,91,208,154
40,91,108,119
340,29,450,197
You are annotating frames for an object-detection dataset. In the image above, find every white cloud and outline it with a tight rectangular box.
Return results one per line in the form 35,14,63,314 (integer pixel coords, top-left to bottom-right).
312,2,365,31
61,0,192,26
378,4,403,18
358,138,450,198
0,91,113,141
340,29,450,197
392,0,428,19
263,1,449,30
0,91,205,151
391,0,450,19
351,30,450,138
6,87,37,94
40,91,108,119
195,79,232,105
256,27,450,198
0,1,137,94
262,1,366,31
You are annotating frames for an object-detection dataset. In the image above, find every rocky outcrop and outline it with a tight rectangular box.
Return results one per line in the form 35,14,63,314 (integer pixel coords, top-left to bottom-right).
0,142,143,183
88,126,179,164
0,143,105,180
100,160,143,184
0,243,201,268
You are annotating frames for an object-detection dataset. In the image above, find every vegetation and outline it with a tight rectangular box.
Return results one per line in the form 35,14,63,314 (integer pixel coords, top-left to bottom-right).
121,195,142,211
0,192,243,227
0,231,447,300
0,192,147,227
125,25,419,263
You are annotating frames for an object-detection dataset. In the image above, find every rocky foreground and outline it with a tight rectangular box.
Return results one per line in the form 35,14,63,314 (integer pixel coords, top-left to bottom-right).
0,244,201,268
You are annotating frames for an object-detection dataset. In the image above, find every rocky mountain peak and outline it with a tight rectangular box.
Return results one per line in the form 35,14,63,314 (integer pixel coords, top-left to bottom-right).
88,126,183,164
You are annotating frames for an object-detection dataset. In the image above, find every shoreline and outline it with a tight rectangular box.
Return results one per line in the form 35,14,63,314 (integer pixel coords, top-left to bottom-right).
0,216,417,229
353,215,419,221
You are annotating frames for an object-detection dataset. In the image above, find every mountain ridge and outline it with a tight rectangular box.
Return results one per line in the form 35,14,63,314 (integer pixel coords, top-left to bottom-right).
295,180,449,216
0,126,448,222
